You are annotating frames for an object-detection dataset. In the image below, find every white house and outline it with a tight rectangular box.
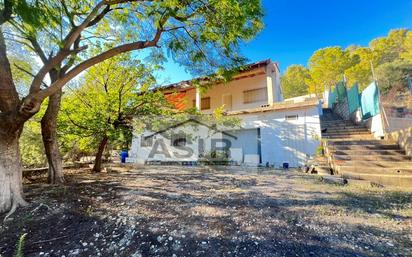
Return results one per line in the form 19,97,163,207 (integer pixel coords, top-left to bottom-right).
129,59,322,168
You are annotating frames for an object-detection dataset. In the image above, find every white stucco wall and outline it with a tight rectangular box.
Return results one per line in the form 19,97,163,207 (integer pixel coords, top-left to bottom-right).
231,105,321,167
270,63,283,102
129,123,229,164
129,105,321,168
129,61,320,168
363,114,385,138
386,117,412,133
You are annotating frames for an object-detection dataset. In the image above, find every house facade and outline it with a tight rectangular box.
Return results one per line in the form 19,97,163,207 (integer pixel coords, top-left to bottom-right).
129,59,322,168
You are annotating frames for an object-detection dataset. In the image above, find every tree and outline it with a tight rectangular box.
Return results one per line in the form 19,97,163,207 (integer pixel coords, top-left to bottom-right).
283,29,412,98
370,29,409,64
306,47,355,94
20,118,47,168
59,55,166,172
281,65,310,99
401,31,412,62
345,46,379,90
376,60,412,94
0,0,263,215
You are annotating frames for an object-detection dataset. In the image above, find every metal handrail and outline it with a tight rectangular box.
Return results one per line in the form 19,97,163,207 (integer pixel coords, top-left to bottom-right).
380,103,390,134
323,140,338,174
376,82,390,135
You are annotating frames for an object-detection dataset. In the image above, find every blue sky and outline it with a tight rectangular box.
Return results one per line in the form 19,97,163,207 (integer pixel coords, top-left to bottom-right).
158,0,412,85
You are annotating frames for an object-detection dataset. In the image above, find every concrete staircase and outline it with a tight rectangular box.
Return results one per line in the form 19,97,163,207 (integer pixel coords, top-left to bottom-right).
321,109,412,186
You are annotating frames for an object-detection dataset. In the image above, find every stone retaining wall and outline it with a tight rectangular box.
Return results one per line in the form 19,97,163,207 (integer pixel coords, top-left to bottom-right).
386,127,412,158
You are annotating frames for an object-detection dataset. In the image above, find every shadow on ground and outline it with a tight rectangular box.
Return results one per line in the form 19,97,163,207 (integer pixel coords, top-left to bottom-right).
1,166,411,257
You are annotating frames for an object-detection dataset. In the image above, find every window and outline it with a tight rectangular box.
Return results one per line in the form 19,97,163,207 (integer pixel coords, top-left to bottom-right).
193,97,211,110
141,136,153,147
285,115,298,121
201,97,211,110
222,94,232,111
171,133,187,146
243,88,268,104
396,107,406,118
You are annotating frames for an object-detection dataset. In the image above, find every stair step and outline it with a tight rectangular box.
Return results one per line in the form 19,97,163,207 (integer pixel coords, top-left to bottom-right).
321,121,356,126
329,144,400,151
334,155,411,162
339,172,412,187
322,126,369,130
325,128,368,132
323,134,375,139
333,149,406,155
320,119,363,127
321,127,369,131
328,140,395,146
337,166,412,175
322,131,371,137
336,161,412,168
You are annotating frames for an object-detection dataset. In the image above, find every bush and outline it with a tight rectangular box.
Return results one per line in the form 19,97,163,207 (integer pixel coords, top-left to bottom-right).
20,121,46,168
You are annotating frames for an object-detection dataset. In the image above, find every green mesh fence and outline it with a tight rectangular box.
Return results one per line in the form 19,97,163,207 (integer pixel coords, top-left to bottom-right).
328,90,337,108
360,82,380,119
335,82,347,101
347,84,361,114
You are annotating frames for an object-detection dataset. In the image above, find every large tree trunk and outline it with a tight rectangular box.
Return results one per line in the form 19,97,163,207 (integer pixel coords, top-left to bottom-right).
0,27,29,216
0,133,28,217
93,136,109,173
41,88,65,184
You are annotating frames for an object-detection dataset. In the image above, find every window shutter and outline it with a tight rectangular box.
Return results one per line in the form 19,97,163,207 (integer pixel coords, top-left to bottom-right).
222,95,232,111
243,88,268,104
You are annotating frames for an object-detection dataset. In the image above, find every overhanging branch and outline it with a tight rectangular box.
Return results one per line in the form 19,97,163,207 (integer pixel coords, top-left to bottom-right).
22,27,164,114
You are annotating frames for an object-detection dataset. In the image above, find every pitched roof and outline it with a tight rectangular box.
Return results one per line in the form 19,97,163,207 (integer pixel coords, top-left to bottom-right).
160,59,276,91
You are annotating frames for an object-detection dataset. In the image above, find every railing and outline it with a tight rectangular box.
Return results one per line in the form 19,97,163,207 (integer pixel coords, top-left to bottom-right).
378,86,390,135
380,104,390,134
323,140,338,174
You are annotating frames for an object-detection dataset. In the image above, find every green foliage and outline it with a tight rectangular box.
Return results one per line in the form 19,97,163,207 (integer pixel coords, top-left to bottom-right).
6,0,264,84
13,233,27,257
401,31,412,62
306,46,356,94
59,54,167,158
376,60,412,94
3,0,264,159
20,119,46,168
345,46,379,90
316,145,324,156
284,28,412,96
370,29,409,64
281,65,310,98
200,150,230,165
9,56,33,88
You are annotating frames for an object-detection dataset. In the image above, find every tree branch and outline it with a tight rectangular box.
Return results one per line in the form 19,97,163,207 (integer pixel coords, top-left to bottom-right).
60,0,76,27
28,1,109,94
62,1,106,50
14,64,49,88
88,5,111,27
4,37,36,52
63,110,92,131
22,27,164,116
29,45,87,94
0,27,19,112
0,0,13,25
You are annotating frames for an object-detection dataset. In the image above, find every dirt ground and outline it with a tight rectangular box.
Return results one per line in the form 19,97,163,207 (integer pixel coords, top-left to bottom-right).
1,166,411,257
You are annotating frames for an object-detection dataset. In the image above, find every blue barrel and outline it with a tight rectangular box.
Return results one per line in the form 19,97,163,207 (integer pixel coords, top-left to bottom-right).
282,163,289,170
120,150,129,163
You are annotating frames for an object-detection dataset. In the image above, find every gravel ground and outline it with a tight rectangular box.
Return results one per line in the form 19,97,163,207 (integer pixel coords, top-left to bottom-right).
1,166,411,257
